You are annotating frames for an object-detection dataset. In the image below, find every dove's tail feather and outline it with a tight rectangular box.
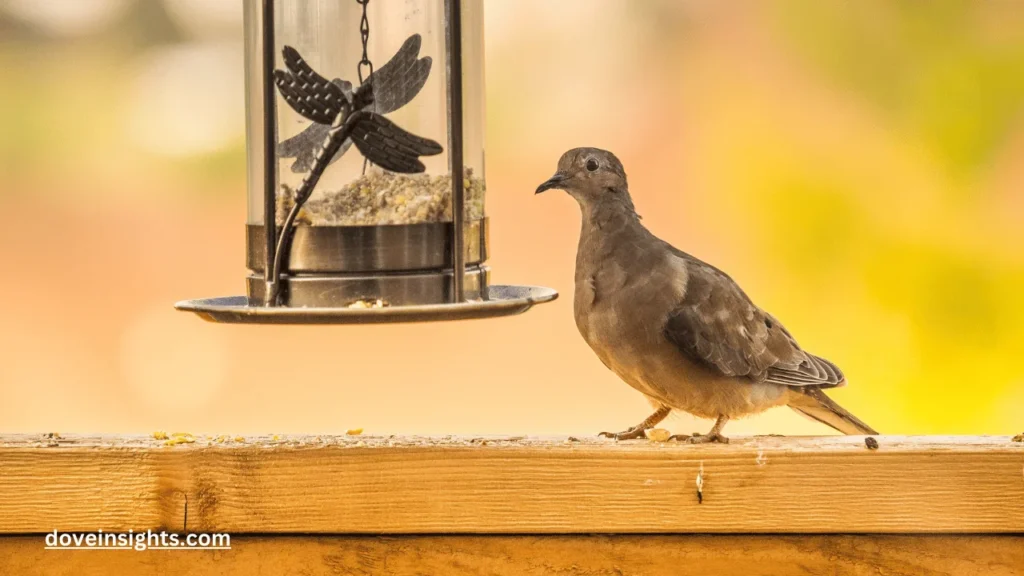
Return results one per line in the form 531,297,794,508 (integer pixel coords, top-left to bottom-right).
788,387,878,435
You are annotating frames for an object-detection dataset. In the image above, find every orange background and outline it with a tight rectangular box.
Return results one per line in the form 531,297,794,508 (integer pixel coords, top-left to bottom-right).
1,0,1022,437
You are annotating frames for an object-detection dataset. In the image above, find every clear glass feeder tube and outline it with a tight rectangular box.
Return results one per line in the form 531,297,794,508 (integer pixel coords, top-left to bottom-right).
243,0,485,227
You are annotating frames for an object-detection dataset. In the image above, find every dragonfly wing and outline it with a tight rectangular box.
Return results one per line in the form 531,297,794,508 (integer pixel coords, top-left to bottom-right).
278,78,356,172
363,34,432,115
278,122,355,173
275,46,347,125
348,111,442,174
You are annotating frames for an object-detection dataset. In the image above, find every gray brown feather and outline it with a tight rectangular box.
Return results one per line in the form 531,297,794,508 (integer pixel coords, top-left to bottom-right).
663,250,844,389
790,387,878,434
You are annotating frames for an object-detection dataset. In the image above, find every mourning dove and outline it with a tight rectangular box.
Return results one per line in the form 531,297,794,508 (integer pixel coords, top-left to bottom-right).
536,148,877,443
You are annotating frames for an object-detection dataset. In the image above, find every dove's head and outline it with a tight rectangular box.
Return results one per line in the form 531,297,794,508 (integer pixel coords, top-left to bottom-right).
535,148,630,207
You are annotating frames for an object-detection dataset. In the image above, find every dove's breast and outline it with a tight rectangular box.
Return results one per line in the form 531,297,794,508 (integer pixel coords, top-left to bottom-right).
574,249,684,394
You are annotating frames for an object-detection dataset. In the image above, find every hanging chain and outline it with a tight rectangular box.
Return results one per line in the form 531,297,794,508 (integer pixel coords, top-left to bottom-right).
356,0,373,85
356,0,374,174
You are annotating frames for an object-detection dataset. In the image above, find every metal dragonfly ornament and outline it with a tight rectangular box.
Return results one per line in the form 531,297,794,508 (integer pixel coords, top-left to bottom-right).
277,34,434,174
273,39,442,178
266,5,442,305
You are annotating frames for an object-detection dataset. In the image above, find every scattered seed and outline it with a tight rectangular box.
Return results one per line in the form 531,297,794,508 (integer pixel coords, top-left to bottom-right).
346,299,389,309
153,431,169,440
865,437,879,450
346,428,364,436
163,436,196,447
645,428,672,442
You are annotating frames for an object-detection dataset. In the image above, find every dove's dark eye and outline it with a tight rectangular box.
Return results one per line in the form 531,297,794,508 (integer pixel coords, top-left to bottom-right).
585,159,599,172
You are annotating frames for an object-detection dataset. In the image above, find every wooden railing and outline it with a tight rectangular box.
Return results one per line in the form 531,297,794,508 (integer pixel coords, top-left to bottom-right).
1,434,1022,574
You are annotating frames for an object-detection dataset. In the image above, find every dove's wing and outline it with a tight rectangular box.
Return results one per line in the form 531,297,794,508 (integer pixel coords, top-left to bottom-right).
361,34,432,115
274,46,348,125
663,252,844,389
348,111,442,173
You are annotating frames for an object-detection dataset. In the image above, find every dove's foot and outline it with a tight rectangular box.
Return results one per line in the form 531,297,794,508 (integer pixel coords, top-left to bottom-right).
685,433,729,444
598,427,647,440
678,414,731,444
598,405,672,441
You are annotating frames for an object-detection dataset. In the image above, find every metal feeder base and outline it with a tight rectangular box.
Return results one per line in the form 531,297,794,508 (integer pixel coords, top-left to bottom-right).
247,266,491,308
175,285,558,324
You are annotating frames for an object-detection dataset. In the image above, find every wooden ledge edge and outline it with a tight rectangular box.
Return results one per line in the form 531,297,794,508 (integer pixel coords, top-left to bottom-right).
1,434,1022,534
2,433,1021,451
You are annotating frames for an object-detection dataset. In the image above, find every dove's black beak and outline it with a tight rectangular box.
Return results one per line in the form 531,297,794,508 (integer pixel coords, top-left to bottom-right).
536,171,569,194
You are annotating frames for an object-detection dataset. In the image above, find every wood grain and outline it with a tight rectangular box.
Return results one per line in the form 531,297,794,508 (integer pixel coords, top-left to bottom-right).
1,434,1022,534
1,535,1022,576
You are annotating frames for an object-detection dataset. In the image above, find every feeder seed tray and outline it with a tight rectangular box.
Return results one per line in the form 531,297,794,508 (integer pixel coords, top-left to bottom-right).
176,285,558,325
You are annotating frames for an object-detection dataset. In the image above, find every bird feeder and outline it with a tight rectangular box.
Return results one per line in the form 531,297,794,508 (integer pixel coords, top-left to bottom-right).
177,0,556,323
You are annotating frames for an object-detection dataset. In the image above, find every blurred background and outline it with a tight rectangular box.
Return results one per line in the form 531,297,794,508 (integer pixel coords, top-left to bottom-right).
0,0,1021,436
